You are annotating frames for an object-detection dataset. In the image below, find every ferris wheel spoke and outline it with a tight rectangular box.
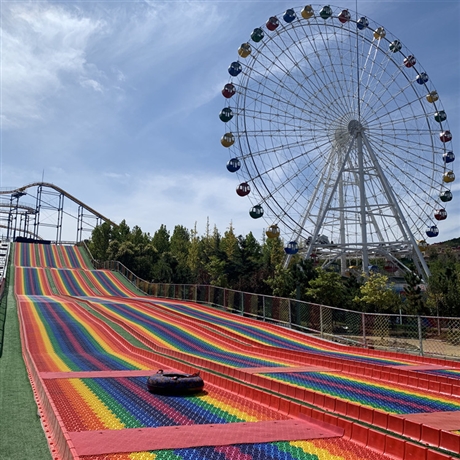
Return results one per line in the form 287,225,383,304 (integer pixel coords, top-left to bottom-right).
237,66,350,128
359,64,402,116
289,146,344,242
368,110,435,130
366,140,440,224
248,150,324,201
360,41,394,103
253,141,340,225
363,87,429,126
253,34,349,122
284,24,352,118
366,132,440,173
240,138,330,168
288,22,356,118
251,36,330,108
362,133,437,231
361,135,416,245
238,93,340,129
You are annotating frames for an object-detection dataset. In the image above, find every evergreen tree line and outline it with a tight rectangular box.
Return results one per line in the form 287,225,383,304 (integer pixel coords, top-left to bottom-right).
87,221,460,317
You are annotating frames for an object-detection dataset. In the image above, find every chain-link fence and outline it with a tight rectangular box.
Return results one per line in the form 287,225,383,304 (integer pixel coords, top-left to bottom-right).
86,246,460,360
115,278,460,360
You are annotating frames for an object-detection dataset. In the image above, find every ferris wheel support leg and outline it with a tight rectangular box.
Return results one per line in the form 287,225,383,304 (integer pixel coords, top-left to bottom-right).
338,173,347,275
305,137,356,260
360,134,431,280
284,144,341,270
357,133,370,273
283,253,292,269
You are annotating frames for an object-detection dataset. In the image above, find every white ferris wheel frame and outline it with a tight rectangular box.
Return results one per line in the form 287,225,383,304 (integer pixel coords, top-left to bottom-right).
221,4,453,281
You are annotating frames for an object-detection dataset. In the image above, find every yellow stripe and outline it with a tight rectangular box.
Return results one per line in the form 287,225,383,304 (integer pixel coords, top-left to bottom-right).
198,394,260,422
130,453,156,460
291,440,347,459
68,379,124,429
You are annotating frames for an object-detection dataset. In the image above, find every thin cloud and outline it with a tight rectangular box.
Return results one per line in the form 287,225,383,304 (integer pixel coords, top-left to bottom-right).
98,172,262,238
79,77,104,92
2,3,104,127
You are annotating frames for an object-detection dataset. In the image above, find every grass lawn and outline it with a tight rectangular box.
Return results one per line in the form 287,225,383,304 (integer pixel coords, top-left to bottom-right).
0,258,51,460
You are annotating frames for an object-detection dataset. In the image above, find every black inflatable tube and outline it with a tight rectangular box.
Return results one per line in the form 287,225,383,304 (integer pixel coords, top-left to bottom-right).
146,369,204,395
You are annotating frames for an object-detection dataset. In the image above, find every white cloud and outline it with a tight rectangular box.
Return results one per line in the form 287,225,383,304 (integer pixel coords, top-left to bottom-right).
98,171,263,238
1,3,104,127
103,172,130,179
79,77,104,92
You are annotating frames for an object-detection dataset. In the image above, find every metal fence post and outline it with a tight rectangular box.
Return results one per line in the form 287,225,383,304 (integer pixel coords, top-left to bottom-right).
263,296,266,321
362,313,367,348
320,306,324,339
288,300,292,328
418,316,424,356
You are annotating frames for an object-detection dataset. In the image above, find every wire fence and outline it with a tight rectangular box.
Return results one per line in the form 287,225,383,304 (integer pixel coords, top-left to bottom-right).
91,257,460,361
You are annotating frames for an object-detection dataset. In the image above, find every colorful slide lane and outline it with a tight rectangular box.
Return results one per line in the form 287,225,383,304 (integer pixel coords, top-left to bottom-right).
13,242,460,459
140,299,460,371
15,242,91,270
17,295,156,372
119,298,460,394
80,297,460,415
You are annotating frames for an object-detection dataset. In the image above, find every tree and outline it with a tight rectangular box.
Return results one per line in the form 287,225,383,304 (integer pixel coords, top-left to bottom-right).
219,224,242,288
152,252,174,283
354,273,402,313
206,255,228,286
426,250,460,317
306,269,347,308
111,219,131,243
342,274,363,310
403,272,426,315
266,257,316,299
236,232,264,292
187,224,202,282
170,225,192,283
200,225,223,285
265,262,296,298
152,225,170,254
88,222,112,260
111,240,136,270
170,225,190,257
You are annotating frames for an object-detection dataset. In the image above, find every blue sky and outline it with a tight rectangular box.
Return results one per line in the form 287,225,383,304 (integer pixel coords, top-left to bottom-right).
1,0,459,243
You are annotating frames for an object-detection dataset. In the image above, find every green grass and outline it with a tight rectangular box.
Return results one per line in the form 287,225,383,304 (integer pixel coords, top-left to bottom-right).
0,258,51,460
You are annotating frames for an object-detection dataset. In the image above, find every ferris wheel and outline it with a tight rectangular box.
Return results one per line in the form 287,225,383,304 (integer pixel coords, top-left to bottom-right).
219,4,455,279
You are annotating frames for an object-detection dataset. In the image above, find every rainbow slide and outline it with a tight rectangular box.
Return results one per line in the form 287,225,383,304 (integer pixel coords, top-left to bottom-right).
13,242,460,460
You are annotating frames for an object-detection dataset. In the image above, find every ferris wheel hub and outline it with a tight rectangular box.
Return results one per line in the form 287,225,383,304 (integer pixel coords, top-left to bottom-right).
330,114,365,149
348,119,363,135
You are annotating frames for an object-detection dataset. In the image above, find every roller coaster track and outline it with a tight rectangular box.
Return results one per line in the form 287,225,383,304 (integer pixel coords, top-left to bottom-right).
0,182,117,242
0,182,116,227
0,225,42,239
0,203,37,214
